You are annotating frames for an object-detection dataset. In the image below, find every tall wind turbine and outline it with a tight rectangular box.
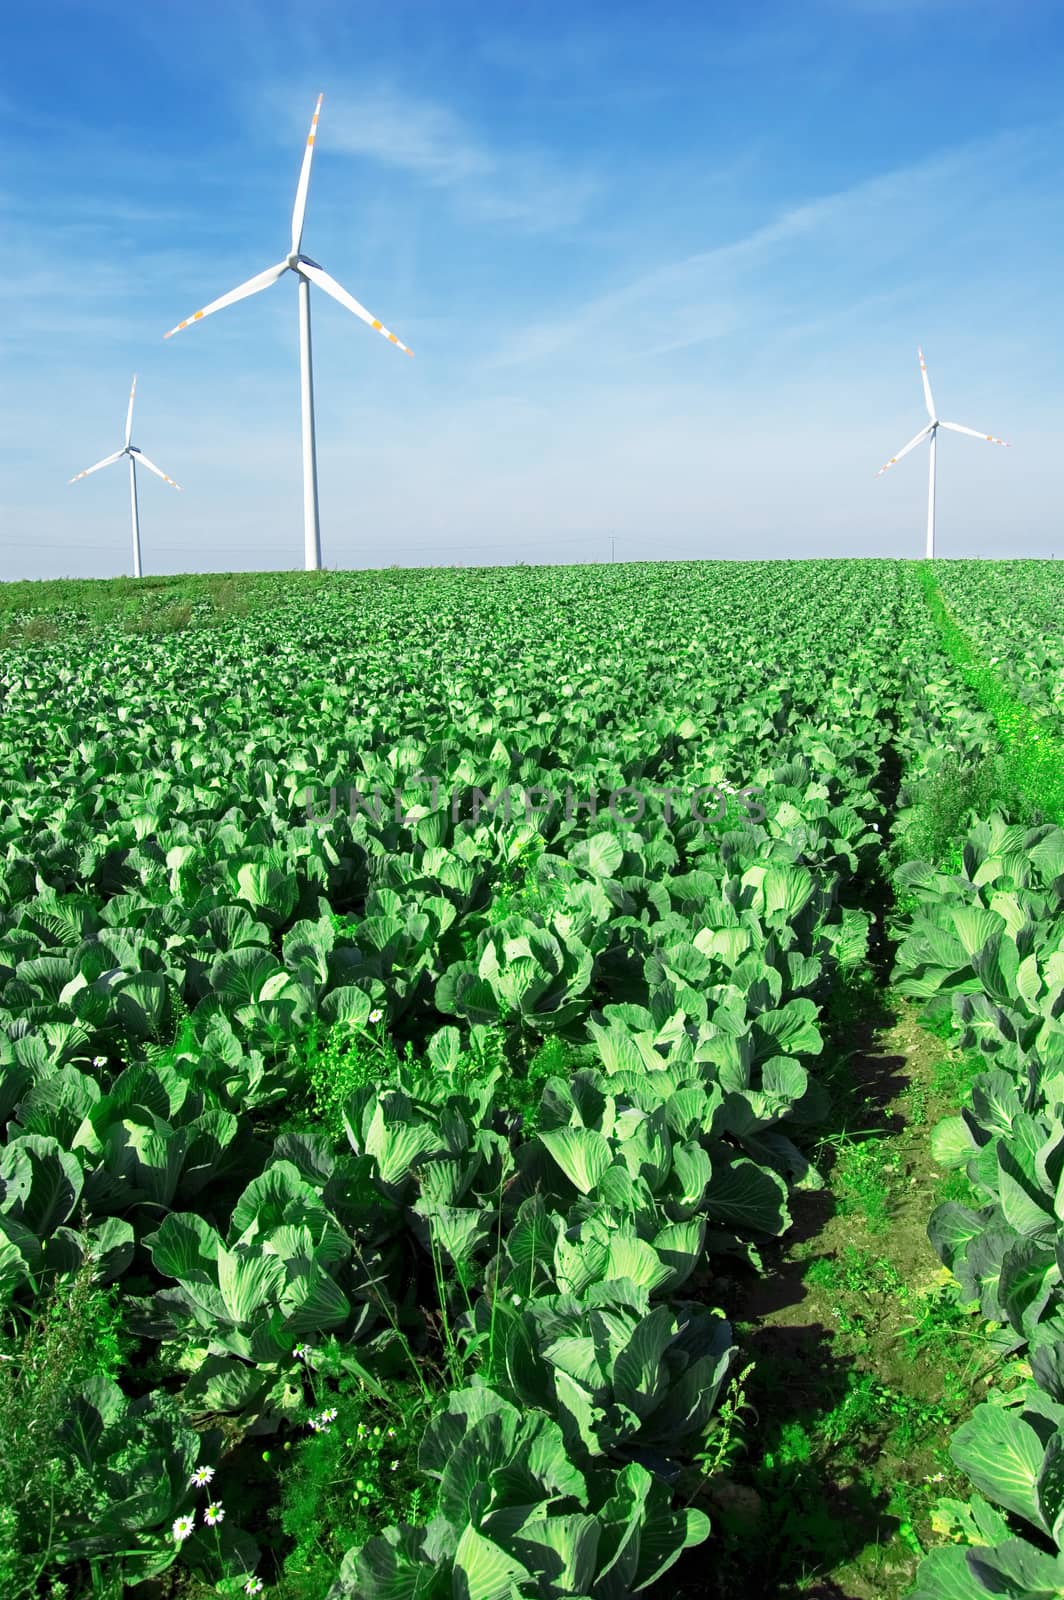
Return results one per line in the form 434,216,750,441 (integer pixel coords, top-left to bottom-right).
876,347,1009,559
163,93,413,572
69,375,181,579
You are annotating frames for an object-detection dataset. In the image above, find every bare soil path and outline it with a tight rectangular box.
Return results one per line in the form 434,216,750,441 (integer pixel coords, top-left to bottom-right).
686,994,987,1600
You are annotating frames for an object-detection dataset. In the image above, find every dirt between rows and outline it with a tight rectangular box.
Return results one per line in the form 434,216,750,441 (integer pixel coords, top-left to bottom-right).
679,997,979,1600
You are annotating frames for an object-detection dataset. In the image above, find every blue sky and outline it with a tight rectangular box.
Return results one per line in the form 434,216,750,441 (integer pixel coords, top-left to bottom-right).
2,0,1062,579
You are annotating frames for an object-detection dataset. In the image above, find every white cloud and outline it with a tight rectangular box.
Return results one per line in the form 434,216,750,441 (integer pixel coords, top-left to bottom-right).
483,123,1052,370
270,83,601,234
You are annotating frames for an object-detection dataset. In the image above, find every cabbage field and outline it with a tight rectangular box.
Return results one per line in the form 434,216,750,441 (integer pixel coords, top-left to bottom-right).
0,558,1062,1600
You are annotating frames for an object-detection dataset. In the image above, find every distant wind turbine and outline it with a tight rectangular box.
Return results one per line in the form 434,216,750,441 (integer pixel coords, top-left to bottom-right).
876,347,1009,559
163,93,413,572
69,375,181,579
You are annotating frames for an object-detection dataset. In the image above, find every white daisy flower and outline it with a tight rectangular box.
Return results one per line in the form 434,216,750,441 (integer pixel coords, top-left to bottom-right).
369,1008,384,1023
204,1502,225,1526
189,1465,215,1487
172,1514,195,1542
293,1343,312,1360
244,1581,265,1596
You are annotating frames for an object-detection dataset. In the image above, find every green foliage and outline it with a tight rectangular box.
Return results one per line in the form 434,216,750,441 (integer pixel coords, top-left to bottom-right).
0,1255,144,1595
898,1283,980,1367
918,565,1064,824
805,1245,906,1302
330,1386,709,1600
910,1381,1064,1600
301,1018,405,1142
278,1382,428,1599
831,1136,901,1233
893,750,1021,871
5,558,1062,1597
497,1033,575,1132
693,1359,757,1481
890,582,1064,1600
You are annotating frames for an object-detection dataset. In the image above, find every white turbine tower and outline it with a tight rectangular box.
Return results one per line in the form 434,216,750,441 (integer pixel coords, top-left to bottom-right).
876,347,1009,559
163,93,413,572
69,375,181,579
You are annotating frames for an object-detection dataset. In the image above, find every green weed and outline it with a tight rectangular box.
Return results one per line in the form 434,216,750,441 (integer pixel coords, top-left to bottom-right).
917,1007,957,1042
817,1372,959,1456
935,1167,980,1206
905,1078,929,1126
0,1256,133,1597
918,566,1064,824
893,751,1016,869
487,838,568,924
277,1380,429,1600
929,1049,981,1104
831,1136,902,1233
692,1361,757,1486
806,1246,908,1305
300,1019,406,1142
898,1284,980,1366
496,1033,574,1132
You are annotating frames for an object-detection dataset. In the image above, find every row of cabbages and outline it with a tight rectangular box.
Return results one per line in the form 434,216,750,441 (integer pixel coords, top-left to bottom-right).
1,797,874,1589
0,559,997,1592
894,817,1064,1599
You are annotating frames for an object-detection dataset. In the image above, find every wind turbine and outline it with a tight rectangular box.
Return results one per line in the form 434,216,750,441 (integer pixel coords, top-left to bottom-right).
69,375,181,579
163,93,413,572
876,347,1009,559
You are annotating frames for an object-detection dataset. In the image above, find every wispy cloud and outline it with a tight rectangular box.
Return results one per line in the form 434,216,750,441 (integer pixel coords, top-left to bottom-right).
325,89,492,188
484,124,1051,369
277,83,601,234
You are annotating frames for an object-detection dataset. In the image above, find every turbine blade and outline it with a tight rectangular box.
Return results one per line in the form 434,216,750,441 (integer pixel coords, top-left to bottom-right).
298,262,414,355
70,450,125,483
875,424,933,476
164,261,289,338
132,451,182,489
124,373,137,446
940,421,1010,448
291,93,324,257
918,346,936,419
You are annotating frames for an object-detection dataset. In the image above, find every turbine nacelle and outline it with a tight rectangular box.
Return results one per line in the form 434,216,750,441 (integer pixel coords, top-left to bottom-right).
162,97,412,361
